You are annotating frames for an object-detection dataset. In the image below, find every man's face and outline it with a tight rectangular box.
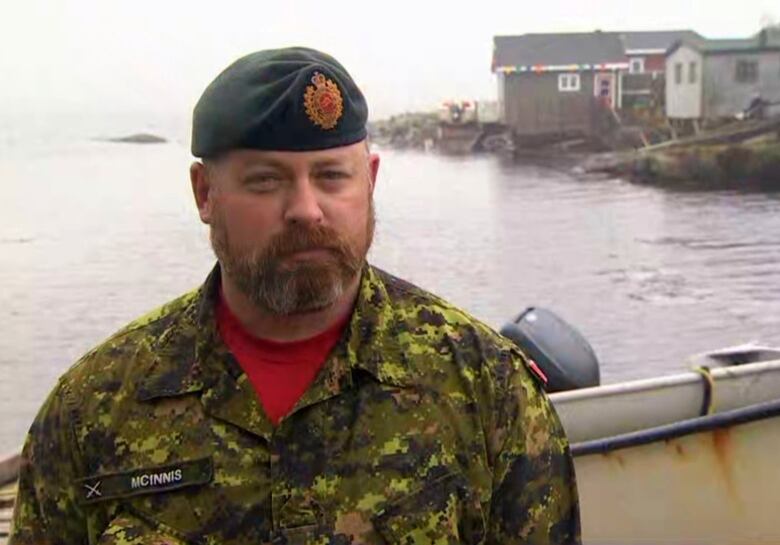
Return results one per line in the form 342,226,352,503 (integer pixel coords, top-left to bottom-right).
193,141,379,316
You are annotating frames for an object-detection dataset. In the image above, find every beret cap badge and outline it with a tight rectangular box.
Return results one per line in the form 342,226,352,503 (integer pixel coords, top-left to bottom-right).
304,72,344,130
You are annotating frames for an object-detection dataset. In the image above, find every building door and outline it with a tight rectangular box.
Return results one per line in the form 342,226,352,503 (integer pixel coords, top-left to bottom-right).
594,72,615,109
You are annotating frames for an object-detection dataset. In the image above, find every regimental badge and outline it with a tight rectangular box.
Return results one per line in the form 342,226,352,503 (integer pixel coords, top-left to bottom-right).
304,72,344,130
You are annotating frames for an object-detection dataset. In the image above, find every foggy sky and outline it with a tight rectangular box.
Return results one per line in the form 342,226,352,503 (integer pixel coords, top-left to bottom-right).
1,0,777,120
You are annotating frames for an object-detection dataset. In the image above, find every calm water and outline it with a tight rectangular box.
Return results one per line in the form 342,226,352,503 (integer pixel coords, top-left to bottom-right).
3,117,780,450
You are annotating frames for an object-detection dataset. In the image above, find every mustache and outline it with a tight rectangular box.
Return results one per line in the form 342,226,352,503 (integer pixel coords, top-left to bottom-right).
265,224,352,259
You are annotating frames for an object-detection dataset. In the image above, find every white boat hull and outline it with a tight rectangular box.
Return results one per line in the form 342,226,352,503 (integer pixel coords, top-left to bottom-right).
551,355,780,545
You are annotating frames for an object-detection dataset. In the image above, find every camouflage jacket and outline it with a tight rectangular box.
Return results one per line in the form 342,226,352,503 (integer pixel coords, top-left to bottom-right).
11,265,580,544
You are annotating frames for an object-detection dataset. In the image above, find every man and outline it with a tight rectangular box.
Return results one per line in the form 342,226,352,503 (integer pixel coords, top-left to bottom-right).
11,48,580,544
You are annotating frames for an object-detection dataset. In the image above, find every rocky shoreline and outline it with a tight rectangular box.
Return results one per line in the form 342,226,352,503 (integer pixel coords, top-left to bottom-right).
582,120,780,189
372,112,780,190
368,113,439,150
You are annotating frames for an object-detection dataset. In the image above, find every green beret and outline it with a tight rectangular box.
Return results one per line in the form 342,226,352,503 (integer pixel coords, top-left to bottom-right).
191,47,368,157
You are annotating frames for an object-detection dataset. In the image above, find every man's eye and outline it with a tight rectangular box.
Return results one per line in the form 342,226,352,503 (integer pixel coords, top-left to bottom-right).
318,170,349,181
245,175,281,189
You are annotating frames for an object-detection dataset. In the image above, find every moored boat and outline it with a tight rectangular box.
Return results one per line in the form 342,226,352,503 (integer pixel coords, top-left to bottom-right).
502,307,780,544
553,354,780,544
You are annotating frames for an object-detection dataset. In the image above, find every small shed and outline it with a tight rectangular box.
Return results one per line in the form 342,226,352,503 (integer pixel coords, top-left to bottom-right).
493,32,629,138
666,28,780,121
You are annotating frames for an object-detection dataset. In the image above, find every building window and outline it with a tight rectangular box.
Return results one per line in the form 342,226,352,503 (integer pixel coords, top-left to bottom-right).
689,61,698,83
675,63,683,85
630,58,645,74
735,60,758,83
558,73,581,92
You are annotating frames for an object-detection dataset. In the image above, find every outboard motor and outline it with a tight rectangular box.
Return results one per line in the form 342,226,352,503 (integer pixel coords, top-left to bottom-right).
500,307,600,393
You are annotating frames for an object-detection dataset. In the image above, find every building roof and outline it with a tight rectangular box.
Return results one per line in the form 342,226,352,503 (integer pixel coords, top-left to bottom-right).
493,32,628,72
492,27,778,72
700,38,760,52
759,27,780,47
619,30,704,52
668,27,780,55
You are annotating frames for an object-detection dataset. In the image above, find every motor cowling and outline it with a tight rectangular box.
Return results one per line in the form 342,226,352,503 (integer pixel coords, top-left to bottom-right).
500,307,600,393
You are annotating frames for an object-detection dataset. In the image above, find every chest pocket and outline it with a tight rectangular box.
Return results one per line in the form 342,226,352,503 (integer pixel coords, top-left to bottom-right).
79,457,213,541
97,513,190,544
372,472,486,545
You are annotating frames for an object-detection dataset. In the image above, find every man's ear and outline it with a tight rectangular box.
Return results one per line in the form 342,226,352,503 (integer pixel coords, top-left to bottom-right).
368,153,380,193
190,162,215,224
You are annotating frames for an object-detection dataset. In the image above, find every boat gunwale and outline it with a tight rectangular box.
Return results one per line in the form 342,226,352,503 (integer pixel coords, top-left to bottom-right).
571,396,780,457
551,358,780,405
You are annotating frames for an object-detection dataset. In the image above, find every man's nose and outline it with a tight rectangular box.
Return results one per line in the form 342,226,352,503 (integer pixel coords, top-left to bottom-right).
283,178,324,225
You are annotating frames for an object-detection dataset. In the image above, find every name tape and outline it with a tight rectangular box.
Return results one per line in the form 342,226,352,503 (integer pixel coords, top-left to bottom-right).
77,457,212,504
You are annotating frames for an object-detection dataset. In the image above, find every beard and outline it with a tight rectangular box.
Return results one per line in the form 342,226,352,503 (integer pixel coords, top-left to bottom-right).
210,200,375,316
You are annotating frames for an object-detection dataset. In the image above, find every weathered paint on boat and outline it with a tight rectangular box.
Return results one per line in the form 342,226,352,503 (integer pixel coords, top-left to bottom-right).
570,399,780,544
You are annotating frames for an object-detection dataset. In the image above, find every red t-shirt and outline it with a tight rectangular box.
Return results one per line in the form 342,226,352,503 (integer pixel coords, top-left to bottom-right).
216,294,349,426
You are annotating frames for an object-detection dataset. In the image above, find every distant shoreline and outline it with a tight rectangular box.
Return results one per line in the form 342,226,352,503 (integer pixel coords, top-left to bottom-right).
99,132,168,144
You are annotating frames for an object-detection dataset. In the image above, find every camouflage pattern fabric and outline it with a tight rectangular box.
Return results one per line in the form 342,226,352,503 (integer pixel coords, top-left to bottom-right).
10,265,580,544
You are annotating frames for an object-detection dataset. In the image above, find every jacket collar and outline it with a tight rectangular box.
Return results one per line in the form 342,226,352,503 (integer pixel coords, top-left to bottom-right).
136,263,415,402
346,265,415,387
